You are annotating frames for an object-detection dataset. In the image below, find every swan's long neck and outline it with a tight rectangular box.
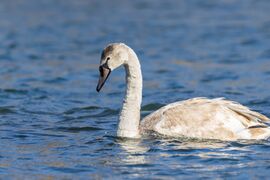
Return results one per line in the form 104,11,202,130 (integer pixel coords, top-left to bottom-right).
117,48,142,138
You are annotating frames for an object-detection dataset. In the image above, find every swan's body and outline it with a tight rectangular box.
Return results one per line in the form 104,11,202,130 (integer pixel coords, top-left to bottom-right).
96,43,270,140
141,97,270,140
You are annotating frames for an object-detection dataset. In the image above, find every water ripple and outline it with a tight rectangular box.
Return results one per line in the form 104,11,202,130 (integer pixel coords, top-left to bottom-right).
48,126,103,133
0,106,15,114
0,0,270,179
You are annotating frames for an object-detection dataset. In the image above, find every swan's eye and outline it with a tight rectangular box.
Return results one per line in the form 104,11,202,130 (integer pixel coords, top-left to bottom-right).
106,57,110,61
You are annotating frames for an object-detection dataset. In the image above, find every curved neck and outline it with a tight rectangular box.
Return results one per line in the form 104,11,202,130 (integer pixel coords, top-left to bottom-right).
117,47,142,138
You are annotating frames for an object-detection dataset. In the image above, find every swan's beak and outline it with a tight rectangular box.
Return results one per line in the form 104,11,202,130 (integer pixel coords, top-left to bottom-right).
96,65,111,92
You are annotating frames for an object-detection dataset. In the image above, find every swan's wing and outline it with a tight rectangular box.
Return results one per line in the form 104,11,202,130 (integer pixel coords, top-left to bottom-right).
140,97,270,140
216,98,269,123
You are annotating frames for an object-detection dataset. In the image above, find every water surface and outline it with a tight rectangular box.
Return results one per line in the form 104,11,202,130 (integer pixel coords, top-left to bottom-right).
0,0,270,179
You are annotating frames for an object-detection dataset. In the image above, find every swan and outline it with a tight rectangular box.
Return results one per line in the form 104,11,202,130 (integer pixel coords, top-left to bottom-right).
96,43,270,140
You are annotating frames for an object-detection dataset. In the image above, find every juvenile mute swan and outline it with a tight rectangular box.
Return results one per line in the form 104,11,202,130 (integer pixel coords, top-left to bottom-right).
96,43,270,140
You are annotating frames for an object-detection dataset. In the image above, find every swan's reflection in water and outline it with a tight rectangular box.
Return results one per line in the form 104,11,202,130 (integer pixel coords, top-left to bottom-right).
156,138,265,171
158,138,256,154
161,138,228,150
116,135,268,173
117,138,150,165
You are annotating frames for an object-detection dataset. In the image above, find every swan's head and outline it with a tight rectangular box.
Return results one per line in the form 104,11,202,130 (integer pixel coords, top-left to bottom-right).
96,43,128,92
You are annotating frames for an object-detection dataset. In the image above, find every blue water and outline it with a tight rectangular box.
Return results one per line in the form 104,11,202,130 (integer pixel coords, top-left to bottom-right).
0,0,270,179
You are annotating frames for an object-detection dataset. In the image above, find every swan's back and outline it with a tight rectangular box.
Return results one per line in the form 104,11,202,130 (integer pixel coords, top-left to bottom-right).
140,98,270,140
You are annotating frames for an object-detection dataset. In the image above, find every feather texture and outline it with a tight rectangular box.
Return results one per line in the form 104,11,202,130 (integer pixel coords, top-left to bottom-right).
140,98,270,140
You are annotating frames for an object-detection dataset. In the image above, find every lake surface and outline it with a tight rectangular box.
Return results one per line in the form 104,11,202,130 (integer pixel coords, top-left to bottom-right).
0,0,270,179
